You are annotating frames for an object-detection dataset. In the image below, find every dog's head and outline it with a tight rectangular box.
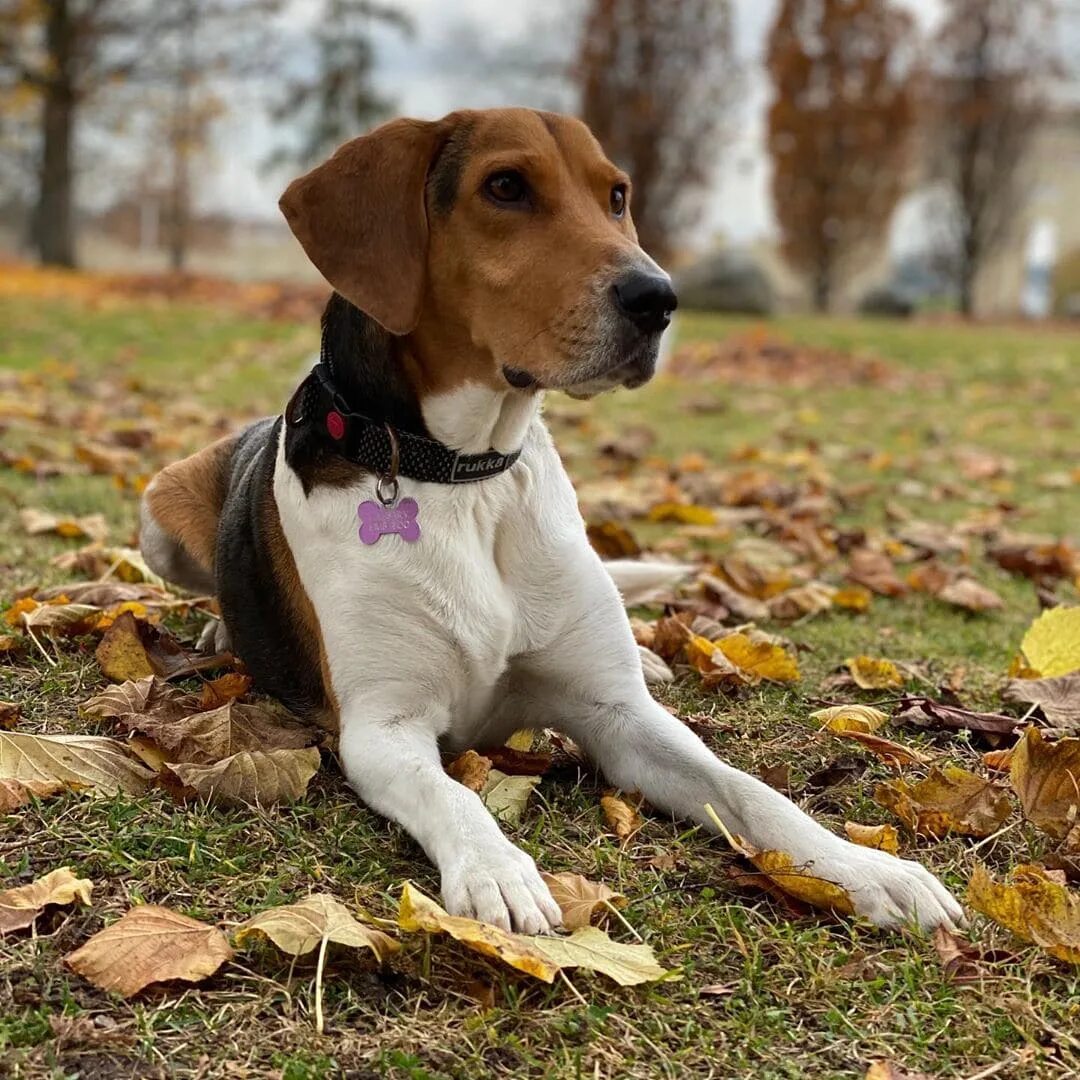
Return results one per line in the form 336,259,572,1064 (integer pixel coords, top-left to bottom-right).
279,108,676,398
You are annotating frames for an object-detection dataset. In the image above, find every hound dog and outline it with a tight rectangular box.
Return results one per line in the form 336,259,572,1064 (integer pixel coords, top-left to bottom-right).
139,109,962,935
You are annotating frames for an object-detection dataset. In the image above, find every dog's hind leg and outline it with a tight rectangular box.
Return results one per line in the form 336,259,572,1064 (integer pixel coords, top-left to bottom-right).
140,434,238,651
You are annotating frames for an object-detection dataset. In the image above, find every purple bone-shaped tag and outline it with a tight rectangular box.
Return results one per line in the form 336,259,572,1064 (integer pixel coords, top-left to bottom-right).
357,497,421,545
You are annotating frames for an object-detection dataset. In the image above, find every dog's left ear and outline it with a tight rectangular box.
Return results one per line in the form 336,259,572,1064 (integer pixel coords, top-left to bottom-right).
279,118,445,336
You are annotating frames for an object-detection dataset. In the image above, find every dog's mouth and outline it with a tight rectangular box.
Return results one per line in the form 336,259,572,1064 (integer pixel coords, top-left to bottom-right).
502,336,660,399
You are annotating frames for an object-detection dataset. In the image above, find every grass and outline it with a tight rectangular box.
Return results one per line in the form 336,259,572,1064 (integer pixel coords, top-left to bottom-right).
2,285,1080,1079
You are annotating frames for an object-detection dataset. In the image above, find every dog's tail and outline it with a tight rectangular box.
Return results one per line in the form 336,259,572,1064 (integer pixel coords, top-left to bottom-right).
603,559,694,606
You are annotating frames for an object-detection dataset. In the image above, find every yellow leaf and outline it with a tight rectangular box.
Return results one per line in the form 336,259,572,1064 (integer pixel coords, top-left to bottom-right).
19,508,108,542
967,863,1080,964
833,585,872,612
0,732,154,796
647,501,717,526
1020,607,1080,678
1009,727,1080,842
167,747,321,807
397,882,558,982
504,729,535,752
234,894,398,961
528,925,668,986
844,822,900,856
846,655,904,690
810,704,887,734
480,770,539,824
875,766,1013,839
715,633,800,683
446,749,492,792
741,842,855,915
0,867,93,934
540,872,627,930
66,904,233,996
601,793,642,839
829,730,934,768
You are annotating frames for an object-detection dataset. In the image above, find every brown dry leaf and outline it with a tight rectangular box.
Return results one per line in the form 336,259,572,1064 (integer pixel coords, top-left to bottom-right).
847,549,907,597
715,633,800,683
20,508,108,542
650,614,693,662
875,766,1013,839
718,546,792,600
480,745,553,776
540,872,627,930
966,863,1080,964
988,537,1077,584
983,749,1015,773
1009,727,1080,842
81,676,195,723
810,704,887,734
66,904,233,996
0,633,25,656
234,894,398,961
893,696,1019,736
116,701,317,766
0,777,68,811
528,925,668,986
739,841,855,916
601,794,642,840
0,701,18,729
931,925,1016,984
844,822,900,855
766,582,835,622
20,602,102,637
397,882,558,982
937,577,1004,613
0,732,155,795
586,520,641,558
698,573,770,622
198,673,253,709
864,1061,934,1080
446,749,492,792
167,747,321,807
830,730,934,769
1003,673,1080,729
95,612,195,682
846,656,905,690
0,867,93,934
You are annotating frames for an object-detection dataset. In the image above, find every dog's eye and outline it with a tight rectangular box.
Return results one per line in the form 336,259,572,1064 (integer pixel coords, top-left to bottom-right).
484,171,528,205
610,184,627,218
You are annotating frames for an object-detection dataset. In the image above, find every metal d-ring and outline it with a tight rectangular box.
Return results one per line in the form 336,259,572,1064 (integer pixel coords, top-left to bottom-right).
376,423,401,506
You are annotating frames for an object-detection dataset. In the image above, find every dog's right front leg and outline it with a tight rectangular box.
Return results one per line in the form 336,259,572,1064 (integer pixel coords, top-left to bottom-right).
337,701,561,934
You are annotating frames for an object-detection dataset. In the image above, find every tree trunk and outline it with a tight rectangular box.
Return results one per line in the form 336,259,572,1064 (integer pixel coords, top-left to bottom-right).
34,0,77,268
812,270,831,313
957,249,977,317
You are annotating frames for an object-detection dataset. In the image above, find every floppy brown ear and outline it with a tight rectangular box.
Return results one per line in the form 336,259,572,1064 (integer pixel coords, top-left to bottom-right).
279,118,444,335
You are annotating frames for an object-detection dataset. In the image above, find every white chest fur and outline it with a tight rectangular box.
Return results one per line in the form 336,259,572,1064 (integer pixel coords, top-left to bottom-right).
272,396,590,746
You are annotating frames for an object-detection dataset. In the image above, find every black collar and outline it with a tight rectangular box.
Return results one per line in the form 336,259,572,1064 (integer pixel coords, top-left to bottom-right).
285,361,522,485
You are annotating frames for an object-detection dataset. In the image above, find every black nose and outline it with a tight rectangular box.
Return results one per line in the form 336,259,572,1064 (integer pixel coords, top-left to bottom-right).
612,270,678,333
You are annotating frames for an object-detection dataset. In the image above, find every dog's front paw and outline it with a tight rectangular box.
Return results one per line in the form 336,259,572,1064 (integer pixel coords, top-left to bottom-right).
827,844,964,932
441,841,562,935
197,618,231,655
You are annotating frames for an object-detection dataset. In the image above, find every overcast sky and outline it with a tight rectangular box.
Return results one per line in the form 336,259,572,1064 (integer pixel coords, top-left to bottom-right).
209,0,948,247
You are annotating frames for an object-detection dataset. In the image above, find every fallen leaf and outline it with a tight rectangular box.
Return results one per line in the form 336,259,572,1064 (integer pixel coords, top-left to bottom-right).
739,841,855,916
715,633,800,683
1003,673,1080,728
540,872,627,930
66,904,233,996
116,700,317,765
0,633,25,656
698,573,770,622
648,501,716,526
846,656,905,690
830,730,934,769
446,749,492,792
81,676,194,723
480,745,553,776
967,863,1080,964
234,894,398,961
983,748,1015,773
864,1061,934,1080
20,508,108,542
0,732,154,795
1020,607,1080,678
937,577,1004,613
480,770,539,824
20,602,102,637
684,633,747,688
844,822,900,855
847,549,907,597
586,521,641,558
528,925,668,986
810,704,887,734
601,794,642,839
167,747,321,807
931,924,1016,984
989,537,1077,584
875,766,1013,839
95,612,197,682
397,882,558,982
0,701,17,729
0,777,68,811
832,584,872,612
198,673,253,709
767,582,835,622
0,867,93,933
1009,727,1080,842
893,696,1019,736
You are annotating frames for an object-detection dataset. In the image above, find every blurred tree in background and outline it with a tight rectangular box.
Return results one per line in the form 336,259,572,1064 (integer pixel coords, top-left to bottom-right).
268,0,412,170
766,0,916,312
573,0,738,264
924,0,1054,316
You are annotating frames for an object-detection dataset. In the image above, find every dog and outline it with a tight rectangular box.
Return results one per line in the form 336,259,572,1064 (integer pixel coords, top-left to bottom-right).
139,109,962,935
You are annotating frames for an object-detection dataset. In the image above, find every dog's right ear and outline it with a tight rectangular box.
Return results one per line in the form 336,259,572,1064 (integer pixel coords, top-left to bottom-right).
279,119,445,336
